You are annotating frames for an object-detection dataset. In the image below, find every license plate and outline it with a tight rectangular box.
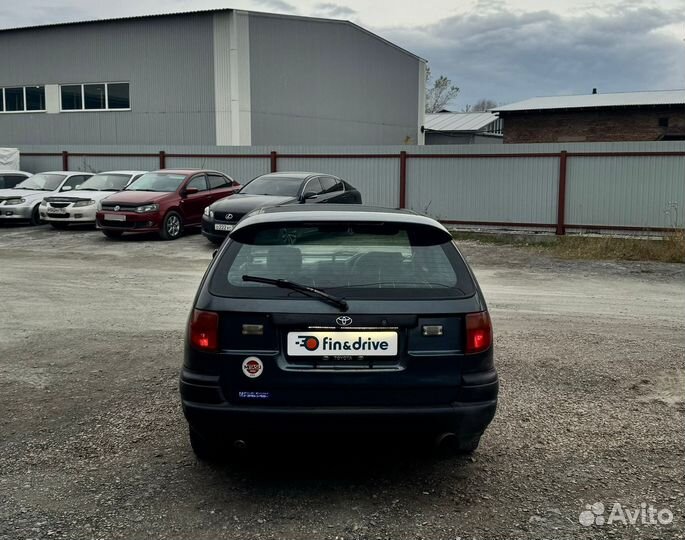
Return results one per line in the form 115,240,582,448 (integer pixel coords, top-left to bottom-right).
47,208,66,214
104,214,126,221
215,223,234,231
287,331,398,356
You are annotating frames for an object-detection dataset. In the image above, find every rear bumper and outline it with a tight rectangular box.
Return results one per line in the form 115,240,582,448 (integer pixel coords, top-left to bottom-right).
180,368,498,436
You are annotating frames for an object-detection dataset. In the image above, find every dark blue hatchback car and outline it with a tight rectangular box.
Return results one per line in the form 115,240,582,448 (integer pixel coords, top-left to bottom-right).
180,205,498,459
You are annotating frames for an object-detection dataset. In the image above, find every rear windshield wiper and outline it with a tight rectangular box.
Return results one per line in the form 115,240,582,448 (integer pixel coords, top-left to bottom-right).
242,275,348,311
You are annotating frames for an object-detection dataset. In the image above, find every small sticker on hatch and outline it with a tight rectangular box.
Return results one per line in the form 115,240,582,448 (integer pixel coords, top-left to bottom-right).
238,391,270,400
242,356,264,378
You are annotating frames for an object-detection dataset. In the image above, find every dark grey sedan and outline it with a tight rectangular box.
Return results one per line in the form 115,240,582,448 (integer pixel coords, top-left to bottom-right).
201,172,362,244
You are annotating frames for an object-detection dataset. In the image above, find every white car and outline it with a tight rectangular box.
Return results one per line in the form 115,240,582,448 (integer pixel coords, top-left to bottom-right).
0,170,32,190
41,170,147,228
0,171,94,226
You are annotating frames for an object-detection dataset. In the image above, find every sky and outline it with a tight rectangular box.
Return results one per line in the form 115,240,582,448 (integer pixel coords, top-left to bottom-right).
1,0,684,109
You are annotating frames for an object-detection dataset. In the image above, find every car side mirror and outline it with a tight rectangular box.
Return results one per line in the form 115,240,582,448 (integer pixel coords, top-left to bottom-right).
301,191,318,202
61,185,73,192
184,187,199,196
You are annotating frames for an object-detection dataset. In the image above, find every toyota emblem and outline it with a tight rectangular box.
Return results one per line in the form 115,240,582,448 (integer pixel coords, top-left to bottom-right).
336,315,353,326
225,213,233,220
114,205,120,212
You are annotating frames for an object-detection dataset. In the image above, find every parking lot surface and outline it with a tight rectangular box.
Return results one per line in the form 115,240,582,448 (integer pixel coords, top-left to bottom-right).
1,225,683,540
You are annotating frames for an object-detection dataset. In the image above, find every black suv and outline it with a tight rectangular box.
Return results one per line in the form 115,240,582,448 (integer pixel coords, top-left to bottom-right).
180,205,498,459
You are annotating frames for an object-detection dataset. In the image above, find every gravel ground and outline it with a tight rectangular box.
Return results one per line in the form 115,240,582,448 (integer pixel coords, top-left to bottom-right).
0,224,683,540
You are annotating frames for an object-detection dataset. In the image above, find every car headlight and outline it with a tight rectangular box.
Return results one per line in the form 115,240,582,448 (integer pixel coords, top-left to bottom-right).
4,198,26,205
203,206,214,218
40,200,48,207
73,199,96,207
135,203,159,213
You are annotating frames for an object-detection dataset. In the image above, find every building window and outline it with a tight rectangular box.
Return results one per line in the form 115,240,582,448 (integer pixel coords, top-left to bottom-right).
25,86,46,111
4,88,24,111
84,84,106,109
59,82,130,111
107,83,130,109
658,117,669,128
61,85,82,110
0,86,46,113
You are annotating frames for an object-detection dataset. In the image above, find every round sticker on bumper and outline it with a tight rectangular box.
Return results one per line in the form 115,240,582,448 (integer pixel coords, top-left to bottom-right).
242,357,263,378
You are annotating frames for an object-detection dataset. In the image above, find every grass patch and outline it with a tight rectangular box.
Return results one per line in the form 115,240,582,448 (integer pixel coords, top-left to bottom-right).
452,230,685,263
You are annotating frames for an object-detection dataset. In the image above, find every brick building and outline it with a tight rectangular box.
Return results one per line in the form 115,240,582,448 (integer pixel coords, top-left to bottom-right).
494,90,685,144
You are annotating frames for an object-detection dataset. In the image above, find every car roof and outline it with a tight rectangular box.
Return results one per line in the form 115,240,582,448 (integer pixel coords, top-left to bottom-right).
256,172,336,179
95,170,148,175
231,204,450,234
155,168,226,175
36,171,93,175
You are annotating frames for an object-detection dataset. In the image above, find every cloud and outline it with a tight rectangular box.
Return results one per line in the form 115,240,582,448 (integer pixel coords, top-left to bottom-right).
0,3,91,28
377,1,685,108
253,0,298,14
314,3,357,18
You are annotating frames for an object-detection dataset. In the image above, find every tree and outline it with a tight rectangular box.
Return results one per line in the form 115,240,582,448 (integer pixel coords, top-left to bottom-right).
425,67,460,113
464,98,498,112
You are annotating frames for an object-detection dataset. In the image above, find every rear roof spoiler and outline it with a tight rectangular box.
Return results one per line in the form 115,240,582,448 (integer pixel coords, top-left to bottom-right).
230,211,453,245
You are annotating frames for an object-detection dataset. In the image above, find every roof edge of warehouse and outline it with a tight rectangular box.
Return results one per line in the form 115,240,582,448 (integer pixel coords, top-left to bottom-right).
0,8,426,63
493,89,685,113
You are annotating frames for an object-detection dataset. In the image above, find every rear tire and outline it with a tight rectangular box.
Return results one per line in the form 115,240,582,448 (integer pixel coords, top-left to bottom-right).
159,211,183,241
29,205,42,226
50,222,70,230
102,230,123,239
189,428,224,462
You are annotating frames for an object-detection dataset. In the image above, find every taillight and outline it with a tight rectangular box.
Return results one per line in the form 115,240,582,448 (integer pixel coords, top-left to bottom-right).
189,309,219,352
465,311,492,354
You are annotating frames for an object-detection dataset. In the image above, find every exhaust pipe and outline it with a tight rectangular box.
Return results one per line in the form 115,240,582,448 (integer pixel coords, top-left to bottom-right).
435,432,458,451
233,439,248,451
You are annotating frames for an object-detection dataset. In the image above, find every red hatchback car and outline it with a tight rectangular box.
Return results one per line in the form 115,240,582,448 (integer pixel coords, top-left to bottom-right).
96,169,239,240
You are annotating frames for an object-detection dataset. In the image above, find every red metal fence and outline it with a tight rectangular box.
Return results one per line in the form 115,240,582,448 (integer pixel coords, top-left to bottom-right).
22,148,685,235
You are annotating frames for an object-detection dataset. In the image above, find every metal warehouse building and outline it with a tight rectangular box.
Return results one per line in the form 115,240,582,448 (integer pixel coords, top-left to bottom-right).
0,10,425,146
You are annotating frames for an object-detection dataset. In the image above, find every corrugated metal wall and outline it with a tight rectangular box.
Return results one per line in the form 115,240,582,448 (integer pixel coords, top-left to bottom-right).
0,14,217,145
566,155,685,229
406,156,558,223
14,142,685,232
1,12,423,147
248,14,422,146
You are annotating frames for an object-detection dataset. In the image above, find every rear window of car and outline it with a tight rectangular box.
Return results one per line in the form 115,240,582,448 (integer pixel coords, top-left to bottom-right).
209,222,476,299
